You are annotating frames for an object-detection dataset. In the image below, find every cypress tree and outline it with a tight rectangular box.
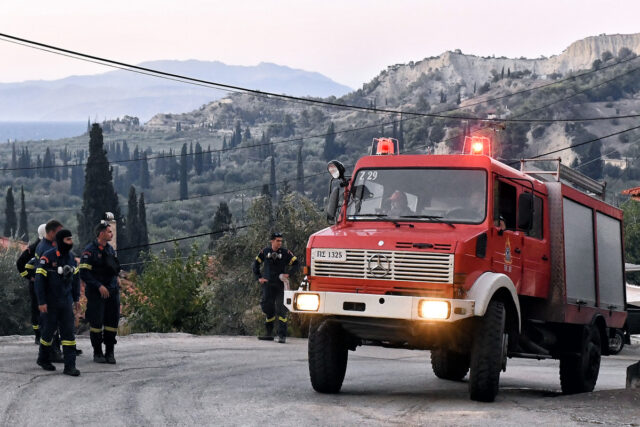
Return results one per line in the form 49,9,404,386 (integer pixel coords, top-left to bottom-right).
70,161,84,197
18,186,28,241
77,124,122,247
43,148,54,179
11,143,17,178
194,142,203,175
188,142,194,171
234,121,242,147
3,187,17,237
269,155,277,201
179,143,188,200
398,115,405,152
209,201,232,248
124,186,139,265
296,145,304,194
140,153,150,189
138,192,149,257
122,140,130,161
323,122,337,161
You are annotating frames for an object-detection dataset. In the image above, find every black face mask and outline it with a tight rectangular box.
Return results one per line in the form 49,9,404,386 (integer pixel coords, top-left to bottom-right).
55,229,73,255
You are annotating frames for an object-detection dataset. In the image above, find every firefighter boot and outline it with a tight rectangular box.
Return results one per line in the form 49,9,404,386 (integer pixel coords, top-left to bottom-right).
36,344,56,371
258,320,275,341
276,316,287,343
62,346,80,377
104,344,116,364
51,333,64,363
91,331,106,363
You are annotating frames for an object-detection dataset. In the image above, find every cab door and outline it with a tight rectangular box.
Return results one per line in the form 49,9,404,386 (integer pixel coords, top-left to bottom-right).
489,178,523,290
519,194,551,297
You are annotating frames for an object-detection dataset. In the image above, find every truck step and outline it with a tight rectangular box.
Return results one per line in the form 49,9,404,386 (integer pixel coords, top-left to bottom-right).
508,351,554,360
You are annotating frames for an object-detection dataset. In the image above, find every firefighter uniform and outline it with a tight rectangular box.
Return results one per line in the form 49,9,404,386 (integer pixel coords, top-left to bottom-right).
16,239,41,343
34,246,80,376
252,246,299,340
34,237,64,361
79,240,121,364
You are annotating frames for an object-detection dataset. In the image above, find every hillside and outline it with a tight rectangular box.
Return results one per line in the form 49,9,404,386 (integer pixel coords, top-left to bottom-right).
0,60,352,122
3,32,640,250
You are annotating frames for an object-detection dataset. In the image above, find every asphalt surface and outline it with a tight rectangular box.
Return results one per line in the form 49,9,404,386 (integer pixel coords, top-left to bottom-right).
1,334,639,426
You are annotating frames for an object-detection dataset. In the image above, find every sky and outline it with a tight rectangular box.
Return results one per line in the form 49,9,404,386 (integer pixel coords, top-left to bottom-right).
1,0,640,89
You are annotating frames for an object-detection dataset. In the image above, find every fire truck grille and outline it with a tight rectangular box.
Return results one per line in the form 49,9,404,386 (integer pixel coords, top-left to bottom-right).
312,250,454,283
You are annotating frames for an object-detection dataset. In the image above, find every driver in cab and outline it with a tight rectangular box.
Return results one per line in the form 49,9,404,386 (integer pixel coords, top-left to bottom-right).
388,190,413,217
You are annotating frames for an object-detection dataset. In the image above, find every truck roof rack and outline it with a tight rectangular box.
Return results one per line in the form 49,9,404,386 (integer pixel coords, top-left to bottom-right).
519,158,606,200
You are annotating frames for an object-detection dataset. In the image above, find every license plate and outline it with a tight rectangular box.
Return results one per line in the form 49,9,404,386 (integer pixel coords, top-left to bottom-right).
313,249,347,262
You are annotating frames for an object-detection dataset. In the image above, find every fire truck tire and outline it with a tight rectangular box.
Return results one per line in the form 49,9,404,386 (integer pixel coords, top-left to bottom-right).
559,325,601,394
468,299,506,402
430,349,470,381
308,319,348,394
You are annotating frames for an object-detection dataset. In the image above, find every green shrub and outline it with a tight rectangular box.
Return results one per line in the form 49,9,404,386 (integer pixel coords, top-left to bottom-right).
122,244,212,334
0,247,30,335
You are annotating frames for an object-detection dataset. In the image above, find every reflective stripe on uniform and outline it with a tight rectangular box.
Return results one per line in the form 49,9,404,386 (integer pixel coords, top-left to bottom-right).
90,327,103,333
40,338,52,346
32,325,39,330
255,256,262,263
25,264,35,269
36,268,47,276
278,316,288,323
289,256,297,266
265,316,276,323
20,271,28,277
61,340,76,346
74,267,79,275
79,263,92,270
104,326,118,332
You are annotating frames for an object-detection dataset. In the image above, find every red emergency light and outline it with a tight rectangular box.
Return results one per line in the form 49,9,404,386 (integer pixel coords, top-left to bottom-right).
371,137,399,155
463,135,491,156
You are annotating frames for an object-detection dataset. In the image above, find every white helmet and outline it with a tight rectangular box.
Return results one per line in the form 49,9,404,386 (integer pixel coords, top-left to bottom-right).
37,224,46,239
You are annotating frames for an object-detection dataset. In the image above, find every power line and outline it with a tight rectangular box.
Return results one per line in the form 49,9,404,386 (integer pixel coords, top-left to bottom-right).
2,32,640,125
23,168,328,214
3,42,639,174
117,224,250,252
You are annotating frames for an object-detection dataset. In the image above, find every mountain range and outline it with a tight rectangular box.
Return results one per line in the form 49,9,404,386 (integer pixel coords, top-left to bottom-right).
0,60,352,122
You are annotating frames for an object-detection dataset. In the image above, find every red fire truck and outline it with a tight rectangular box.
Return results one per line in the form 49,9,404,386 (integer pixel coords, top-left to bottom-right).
284,137,627,402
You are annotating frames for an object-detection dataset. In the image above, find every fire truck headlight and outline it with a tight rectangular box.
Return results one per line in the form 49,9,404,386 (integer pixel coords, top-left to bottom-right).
418,300,450,320
294,293,320,311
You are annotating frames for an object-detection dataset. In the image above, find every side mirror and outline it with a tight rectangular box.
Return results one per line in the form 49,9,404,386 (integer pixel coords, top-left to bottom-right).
517,193,533,231
326,186,341,223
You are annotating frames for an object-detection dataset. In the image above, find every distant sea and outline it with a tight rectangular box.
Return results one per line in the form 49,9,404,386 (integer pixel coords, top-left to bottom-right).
0,122,86,143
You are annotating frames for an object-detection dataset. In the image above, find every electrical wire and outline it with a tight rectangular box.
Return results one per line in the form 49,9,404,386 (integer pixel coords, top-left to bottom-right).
2,32,640,124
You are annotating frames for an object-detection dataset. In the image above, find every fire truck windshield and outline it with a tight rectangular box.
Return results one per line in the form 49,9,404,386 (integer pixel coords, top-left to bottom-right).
347,168,487,224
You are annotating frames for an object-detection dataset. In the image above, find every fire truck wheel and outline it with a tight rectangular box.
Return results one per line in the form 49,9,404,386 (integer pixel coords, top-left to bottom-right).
559,325,601,394
430,349,470,381
308,319,348,394
607,329,624,355
468,299,506,402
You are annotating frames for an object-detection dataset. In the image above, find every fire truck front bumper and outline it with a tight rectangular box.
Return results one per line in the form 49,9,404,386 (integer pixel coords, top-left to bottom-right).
284,290,475,322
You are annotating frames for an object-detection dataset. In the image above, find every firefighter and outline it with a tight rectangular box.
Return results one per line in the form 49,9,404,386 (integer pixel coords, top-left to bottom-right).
79,220,121,364
252,232,299,343
35,220,65,362
16,223,46,344
34,229,81,376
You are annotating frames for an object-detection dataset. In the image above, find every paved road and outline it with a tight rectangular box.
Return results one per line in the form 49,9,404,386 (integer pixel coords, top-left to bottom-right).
1,334,639,426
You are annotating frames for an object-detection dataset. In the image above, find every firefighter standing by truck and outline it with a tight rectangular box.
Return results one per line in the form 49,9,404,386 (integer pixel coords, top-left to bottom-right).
34,229,81,376
16,223,46,344
252,232,299,343
79,220,121,364
35,220,65,362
